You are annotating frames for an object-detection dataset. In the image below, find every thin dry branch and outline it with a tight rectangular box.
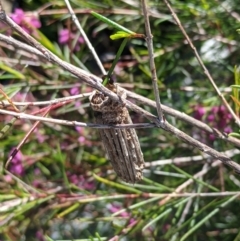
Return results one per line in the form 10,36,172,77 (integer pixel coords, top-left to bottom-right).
0,108,154,129
126,89,240,148
5,106,52,168
38,8,171,20
141,0,164,122
145,149,240,167
0,93,92,107
2,88,240,148
129,96,240,174
2,85,240,148
64,0,106,75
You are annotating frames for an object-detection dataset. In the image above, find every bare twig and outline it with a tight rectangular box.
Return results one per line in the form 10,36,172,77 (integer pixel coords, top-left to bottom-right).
2,87,240,148
2,84,240,149
0,33,48,60
0,87,20,112
125,103,240,175
162,0,240,127
145,149,240,167
141,0,164,123
0,108,155,129
2,84,240,148
0,92,92,107
214,0,240,22
162,122,240,174
5,106,52,168
64,0,106,75
126,89,240,148
1,191,240,214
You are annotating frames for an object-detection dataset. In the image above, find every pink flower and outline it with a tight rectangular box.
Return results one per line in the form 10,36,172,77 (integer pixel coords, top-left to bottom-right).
34,129,47,143
70,86,80,95
75,126,92,146
78,136,86,143
224,126,232,134
70,85,81,107
36,230,45,241
109,203,130,218
11,9,25,25
67,173,95,190
29,17,41,29
34,168,41,175
193,105,205,120
76,126,87,145
59,29,71,44
9,149,25,176
108,203,137,226
192,104,233,143
10,8,41,34
75,101,81,108
207,114,215,122
4,174,13,183
58,28,84,51
76,126,84,134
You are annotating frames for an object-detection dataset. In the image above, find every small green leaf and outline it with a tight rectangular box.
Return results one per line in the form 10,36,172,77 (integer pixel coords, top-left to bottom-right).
110,31,132,40
110,31,145,40
91,11,134,34
228,132,240,138
231,85,240,89
34,30,63,58
0,62,25,79
93,173,142,194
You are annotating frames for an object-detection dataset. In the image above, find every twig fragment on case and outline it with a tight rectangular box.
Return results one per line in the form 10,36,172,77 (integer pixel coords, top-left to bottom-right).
90,83,145,183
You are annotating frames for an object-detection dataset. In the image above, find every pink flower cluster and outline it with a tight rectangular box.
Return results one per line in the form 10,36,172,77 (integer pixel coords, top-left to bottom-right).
9,149,25,176
10,8,41,34
193,104,233,142
58,28,84,51
67,172,95,190
108,203,136,226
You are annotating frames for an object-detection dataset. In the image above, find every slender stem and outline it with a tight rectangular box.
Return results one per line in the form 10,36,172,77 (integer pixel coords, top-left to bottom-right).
0,108,155,129
0,87,19,112
125,89,240,148
141,0,164,124
103,38,128,86
0,106,27,139
5,106,52,169
0,93,92,106
2,88,240,148
64,0,106,75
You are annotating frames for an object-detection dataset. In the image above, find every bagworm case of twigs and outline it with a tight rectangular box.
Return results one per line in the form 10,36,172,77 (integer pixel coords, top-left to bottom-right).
90,83,145,183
